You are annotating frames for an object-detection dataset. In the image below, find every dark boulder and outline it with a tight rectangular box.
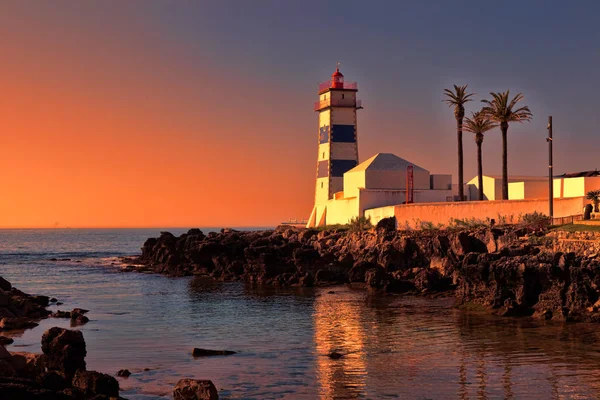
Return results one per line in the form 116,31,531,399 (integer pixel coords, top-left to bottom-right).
72,370,119,398
173,378,219,400
0,278,11,292
116,369,131,378
0,317,38,331
41,328,86,380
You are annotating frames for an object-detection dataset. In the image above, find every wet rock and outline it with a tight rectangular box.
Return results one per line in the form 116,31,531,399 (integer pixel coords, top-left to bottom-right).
0,317,38,331
49,298,58,303
9,352,45,379
72,370,120,398
71,308,89,315
328,351,343,360
52,311,71,318
56,302,63,306
41,327,86,380
192,348,236,357
37,370,69,391
0,360,16,377
173,378,219,400
0,278,11,292
71,314,89,326
365,267,387,288
116,369,131,378
0,337,13,346
0,346,10,360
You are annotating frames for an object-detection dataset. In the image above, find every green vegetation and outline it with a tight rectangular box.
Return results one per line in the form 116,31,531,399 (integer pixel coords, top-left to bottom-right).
443,85,474,202
521,212,551,231
348,216,373,232
552,224,600,233
586,190,600,212
463,111,498,201
448,217,489,229
481,91,533,200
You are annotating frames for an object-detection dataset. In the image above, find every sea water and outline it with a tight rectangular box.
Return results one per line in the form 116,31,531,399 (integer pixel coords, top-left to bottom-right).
1,228,600,399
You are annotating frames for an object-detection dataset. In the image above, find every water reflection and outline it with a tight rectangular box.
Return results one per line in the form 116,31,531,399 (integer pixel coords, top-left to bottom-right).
312,290,600,399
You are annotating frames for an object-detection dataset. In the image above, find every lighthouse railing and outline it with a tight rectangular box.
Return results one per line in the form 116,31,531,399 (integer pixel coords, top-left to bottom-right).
317,81,358,92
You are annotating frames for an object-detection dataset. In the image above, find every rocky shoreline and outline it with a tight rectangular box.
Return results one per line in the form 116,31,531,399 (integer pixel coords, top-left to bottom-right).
0,277,220,399
130,218,600,323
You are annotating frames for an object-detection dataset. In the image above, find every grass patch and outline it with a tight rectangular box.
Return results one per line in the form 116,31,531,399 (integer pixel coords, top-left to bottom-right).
551,223,600,233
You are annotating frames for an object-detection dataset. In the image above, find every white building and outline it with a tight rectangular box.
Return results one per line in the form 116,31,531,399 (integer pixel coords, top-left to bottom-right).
307,68,454,228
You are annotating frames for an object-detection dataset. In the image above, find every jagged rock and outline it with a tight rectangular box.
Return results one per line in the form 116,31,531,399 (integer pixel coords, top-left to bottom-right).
72,370,119,398
0,337,13,346
52,311,71,318
173,379,219,400
116,369,131,378
328,351,343,359
0,278,11,292
365,267,387,288
0,317,38,331
41,328,86,380
37,371,69,392
192,348,236,357
9,352,45,379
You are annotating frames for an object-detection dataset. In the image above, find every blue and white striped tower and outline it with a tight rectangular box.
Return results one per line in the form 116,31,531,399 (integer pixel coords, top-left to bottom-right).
309,65,362,226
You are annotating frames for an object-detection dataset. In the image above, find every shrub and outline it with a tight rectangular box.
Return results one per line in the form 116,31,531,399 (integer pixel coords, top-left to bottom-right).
348,216,372,232
521,212,551,231
586,190,600,213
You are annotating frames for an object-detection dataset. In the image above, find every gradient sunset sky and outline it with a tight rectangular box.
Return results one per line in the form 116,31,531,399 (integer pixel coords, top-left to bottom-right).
1,1,598,228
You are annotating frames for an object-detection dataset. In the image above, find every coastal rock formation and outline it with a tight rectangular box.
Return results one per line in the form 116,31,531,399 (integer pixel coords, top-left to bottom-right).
136,226,509,291
0,277,52,331
0,327,125,399
135,226,600,324
173,378,218,400
42,327,87,380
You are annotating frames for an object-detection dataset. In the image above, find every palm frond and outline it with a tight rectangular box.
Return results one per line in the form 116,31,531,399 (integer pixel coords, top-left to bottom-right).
443,84,474,106
479,90,533,123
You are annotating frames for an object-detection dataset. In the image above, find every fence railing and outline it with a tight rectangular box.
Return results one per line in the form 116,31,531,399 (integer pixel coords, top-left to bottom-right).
552,214,583,226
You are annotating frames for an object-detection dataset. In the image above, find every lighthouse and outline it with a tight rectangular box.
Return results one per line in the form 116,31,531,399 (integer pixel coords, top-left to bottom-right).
308,65,362,227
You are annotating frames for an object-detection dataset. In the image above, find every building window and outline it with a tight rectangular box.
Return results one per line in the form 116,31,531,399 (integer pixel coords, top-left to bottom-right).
321,182,324,188
342,94,345,99
322,152,325,158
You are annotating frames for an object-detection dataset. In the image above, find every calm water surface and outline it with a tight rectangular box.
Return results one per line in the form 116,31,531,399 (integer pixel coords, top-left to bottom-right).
1,229,600,399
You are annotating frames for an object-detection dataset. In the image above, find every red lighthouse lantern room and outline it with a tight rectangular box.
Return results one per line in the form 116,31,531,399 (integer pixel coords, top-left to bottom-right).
331,67,344,89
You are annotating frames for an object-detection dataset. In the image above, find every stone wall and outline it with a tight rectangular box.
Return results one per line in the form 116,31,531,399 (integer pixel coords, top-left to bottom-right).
365,197,585,229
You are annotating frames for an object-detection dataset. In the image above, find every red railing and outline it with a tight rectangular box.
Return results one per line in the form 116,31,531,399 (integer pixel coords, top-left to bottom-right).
314,99,362,111
318,81,358,93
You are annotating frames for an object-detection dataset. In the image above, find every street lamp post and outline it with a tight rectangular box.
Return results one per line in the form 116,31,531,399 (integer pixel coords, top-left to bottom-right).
547,116,553,220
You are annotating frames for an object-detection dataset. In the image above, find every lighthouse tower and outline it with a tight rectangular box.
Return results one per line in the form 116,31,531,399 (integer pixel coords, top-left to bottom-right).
308,66,362,227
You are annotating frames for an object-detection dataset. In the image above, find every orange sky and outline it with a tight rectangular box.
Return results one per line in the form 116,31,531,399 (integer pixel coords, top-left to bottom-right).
1,3,596,228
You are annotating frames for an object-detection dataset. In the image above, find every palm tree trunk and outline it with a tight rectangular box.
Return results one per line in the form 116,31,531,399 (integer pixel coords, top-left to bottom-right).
477,142,484,201
501,125,509,200
457,118,464,201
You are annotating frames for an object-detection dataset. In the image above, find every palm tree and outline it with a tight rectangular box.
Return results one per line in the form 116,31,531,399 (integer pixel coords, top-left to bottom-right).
481,91,533,200
586,190,600,213
464,111,498,201
443,85,474,201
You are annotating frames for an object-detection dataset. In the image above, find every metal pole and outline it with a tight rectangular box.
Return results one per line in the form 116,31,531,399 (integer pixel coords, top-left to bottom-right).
547,116,553,219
